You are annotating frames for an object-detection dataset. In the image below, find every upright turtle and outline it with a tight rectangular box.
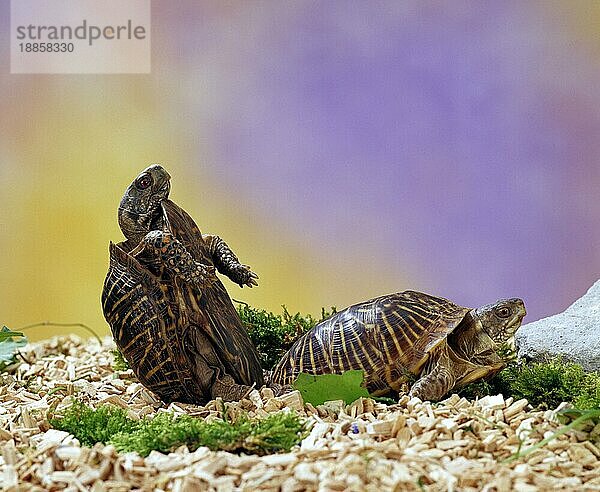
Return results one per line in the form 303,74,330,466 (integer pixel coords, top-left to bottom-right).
102,164,264,404
270,291,526,401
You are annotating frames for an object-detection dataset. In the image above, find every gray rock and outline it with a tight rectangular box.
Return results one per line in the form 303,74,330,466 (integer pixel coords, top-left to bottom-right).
516,280,600,372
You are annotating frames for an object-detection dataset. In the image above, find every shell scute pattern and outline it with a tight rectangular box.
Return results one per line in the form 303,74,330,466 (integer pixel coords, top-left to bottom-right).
102,243,201,403
270,291,470,394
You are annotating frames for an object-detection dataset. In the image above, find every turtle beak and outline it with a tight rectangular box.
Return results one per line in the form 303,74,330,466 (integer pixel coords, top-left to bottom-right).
511,298,527,318
155,177,171,199
162,180,171,197
160,200,172,232
144,164,171,197
506,303,527,337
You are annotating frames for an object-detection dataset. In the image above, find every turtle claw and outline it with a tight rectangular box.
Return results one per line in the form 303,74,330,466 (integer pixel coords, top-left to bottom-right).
235,265,259,288
245,270,259,288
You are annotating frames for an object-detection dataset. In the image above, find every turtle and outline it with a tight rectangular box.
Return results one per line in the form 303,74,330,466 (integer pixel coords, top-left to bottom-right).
102,164,264,404
269,290,526,401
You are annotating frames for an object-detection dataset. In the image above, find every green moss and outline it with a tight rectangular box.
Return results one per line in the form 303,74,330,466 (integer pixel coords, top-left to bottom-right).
460,358,600,410
242,410,308,453
111,349,130,371
573,371,600,409
237,302,336,369
50,400,138,447
50,400,308,457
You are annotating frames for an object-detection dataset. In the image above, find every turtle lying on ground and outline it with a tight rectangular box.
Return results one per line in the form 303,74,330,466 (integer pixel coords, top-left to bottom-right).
270,291,526,401
102,164,264,404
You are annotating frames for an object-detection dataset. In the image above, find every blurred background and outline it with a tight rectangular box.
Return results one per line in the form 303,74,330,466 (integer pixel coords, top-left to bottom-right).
1,1,600,341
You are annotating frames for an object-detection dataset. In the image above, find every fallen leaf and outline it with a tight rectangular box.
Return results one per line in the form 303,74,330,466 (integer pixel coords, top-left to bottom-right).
0,326,27,369
293,370,369,406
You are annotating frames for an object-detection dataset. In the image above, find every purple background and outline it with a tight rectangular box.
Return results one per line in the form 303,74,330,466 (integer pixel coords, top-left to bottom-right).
1,1,599,338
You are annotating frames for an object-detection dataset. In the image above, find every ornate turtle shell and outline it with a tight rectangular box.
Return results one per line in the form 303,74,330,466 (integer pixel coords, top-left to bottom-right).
270,290,470,394
102,199,264,404
160,199,264,385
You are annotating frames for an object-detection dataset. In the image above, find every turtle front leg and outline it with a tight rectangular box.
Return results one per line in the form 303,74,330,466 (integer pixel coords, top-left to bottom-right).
408,348,457,401
132,230,217,288
203,234,259,288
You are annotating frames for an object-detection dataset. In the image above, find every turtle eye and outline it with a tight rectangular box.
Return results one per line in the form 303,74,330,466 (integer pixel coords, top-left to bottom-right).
496,307,511,318
135,173,153,190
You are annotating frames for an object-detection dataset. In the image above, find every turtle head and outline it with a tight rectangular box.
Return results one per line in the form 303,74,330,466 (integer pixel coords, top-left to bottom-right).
472,298,527,344
118,164,171,242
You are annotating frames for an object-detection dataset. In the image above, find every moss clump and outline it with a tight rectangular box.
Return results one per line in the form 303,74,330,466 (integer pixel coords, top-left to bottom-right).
572,371,600,410
110,411,307,457
460,358,600,410
49,400,138,447
237,302,336,369
51,400,308,457
111,349,130,371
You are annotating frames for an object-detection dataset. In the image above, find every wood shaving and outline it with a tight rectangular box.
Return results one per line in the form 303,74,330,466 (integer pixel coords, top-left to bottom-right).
0,335,598,491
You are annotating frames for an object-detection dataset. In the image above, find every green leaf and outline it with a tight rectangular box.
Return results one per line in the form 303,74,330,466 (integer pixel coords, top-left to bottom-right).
0,326,27,367
293,370,370,406
0,326,25,342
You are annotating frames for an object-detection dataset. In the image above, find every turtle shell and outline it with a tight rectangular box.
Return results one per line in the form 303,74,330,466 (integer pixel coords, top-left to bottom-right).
102,199,264,404
269,290,470,393
159,199,264,386
102,243,202,403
